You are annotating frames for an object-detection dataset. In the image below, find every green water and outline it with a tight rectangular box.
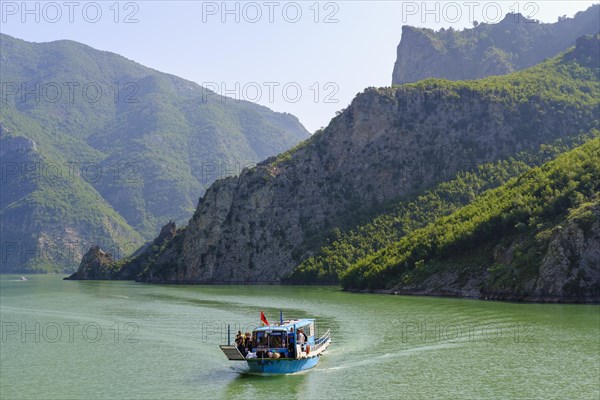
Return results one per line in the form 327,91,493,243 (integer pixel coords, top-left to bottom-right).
0,275,598,400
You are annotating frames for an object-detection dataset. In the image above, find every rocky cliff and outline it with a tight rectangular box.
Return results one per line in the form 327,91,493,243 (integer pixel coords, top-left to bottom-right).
65,246,117,280
392,5,599,85
131,37,599,286
535,202,600,301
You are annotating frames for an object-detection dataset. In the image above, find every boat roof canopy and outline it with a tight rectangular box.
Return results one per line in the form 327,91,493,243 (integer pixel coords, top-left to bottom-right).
253,319,315,332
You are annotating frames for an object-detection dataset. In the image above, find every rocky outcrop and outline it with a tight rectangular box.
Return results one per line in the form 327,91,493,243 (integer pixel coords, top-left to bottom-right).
65,246,116,280
155,220,177,246
534,203,600,301
131,38,599,285
392,5,599,85
66,221,179,280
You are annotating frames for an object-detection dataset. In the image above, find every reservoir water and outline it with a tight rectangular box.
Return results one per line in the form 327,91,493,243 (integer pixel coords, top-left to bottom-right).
1,275,598,399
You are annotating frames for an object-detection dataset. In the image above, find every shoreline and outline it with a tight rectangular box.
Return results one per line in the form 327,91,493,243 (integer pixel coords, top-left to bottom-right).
59,275,600,304
366,288,600,304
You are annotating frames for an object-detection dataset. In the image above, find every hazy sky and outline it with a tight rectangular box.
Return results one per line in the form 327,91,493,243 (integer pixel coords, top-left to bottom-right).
1,1,597,132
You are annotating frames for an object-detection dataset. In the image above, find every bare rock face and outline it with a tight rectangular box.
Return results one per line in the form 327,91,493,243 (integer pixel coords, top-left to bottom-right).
535,204,600,301
391,6,599,85
156,220,177,246
65,246,116,280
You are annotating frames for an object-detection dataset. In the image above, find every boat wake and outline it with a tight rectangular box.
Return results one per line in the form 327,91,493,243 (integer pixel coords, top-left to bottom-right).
315,341,464,373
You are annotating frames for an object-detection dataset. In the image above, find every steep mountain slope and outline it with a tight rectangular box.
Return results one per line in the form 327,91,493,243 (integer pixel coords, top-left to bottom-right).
1,121,143,272
125,35,599,285
341,138,600,303
392,4,599,85
289,133,596,285
0,34,309,272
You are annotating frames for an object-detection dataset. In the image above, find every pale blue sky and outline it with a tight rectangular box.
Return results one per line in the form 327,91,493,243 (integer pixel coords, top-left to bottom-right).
1,1,597,132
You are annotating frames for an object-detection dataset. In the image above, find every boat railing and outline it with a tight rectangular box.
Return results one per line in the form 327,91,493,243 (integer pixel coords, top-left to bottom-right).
312,329,331,352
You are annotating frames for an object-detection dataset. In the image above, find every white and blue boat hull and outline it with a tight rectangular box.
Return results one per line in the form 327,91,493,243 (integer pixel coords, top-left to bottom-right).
246,356,320,374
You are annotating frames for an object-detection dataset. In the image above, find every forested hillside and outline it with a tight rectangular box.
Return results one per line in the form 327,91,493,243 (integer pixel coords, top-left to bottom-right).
341,138,599,302
0,34,308,272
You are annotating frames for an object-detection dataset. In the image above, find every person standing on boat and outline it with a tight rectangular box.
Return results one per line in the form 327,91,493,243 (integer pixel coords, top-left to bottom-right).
297,328,307,352
236,331,246,356
244,332,253,353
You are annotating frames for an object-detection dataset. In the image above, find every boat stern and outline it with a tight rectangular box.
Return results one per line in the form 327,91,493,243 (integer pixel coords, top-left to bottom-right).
246,357,320,374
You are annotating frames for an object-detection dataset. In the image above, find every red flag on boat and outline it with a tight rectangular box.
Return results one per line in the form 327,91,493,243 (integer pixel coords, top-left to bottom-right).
260,311,269,326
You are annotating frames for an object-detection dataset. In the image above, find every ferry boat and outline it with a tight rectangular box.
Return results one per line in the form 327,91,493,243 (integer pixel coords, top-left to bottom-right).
220,314,331,374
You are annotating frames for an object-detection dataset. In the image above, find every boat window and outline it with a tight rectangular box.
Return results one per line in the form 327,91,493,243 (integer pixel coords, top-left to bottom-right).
269,332,282,348
256,332,268,347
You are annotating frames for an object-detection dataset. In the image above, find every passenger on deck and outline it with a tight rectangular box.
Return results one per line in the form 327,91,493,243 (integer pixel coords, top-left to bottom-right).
244,332,253,353
236,331,246,356
297,328,307,352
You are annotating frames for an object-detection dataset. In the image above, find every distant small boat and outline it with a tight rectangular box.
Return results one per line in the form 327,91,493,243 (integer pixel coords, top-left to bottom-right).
19,277,28,281
220,312,331,374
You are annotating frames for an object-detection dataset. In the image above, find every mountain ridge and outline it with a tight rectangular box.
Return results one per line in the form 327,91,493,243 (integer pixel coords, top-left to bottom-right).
0,33,309,273
392,4,600,85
